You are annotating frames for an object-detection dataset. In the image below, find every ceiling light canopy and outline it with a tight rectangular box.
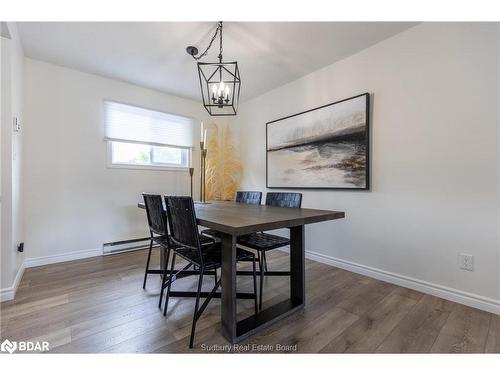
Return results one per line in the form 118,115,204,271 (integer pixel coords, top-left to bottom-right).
186,21,241,116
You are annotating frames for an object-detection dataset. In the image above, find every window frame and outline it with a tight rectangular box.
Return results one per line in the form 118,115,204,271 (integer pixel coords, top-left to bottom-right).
106,140,191,172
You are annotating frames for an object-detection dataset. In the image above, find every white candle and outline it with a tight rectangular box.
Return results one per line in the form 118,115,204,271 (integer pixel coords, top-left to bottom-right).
203,129,207,145
200,122,204,140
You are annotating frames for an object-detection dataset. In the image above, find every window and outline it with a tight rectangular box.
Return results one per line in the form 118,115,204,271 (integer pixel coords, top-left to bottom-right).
110,141,189,168
104,101,194,170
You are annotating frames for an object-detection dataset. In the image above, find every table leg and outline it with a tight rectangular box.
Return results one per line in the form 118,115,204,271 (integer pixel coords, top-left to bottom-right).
290,225,305,305
218,225,305,344
220,233,237,343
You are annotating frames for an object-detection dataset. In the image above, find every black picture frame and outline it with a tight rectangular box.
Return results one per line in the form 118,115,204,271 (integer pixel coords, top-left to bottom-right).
266,92,370,190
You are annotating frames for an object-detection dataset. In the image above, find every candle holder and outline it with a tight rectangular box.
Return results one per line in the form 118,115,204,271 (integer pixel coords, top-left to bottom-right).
189,167,194,198
202,148,207,202
198,141,211,204
200,141,204,202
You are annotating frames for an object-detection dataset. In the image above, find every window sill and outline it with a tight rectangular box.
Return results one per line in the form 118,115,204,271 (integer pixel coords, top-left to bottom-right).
106,163,189,172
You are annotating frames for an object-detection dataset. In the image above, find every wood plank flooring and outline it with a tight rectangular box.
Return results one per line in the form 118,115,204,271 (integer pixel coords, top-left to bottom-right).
0,248,497,353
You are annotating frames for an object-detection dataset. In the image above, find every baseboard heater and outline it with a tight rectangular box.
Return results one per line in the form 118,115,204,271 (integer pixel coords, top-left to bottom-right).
103,237,155,255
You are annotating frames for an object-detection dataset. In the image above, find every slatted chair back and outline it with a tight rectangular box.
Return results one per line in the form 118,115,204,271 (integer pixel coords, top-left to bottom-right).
142,193,168,236
235,191,262,205
265,192,302,208
164,196,202,253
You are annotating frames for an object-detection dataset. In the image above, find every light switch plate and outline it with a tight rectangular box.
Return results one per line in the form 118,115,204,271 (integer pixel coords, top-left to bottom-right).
13,117,20,132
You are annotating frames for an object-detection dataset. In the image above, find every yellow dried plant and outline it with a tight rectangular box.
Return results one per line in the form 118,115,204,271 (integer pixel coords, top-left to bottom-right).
205,123,242,201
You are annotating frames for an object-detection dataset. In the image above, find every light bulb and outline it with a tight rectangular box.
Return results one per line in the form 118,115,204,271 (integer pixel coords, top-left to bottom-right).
224,86,230,99
218,81,224,95
212,84,217,94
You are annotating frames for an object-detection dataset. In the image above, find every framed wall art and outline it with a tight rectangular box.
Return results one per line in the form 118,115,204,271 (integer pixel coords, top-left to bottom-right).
266,93,370,190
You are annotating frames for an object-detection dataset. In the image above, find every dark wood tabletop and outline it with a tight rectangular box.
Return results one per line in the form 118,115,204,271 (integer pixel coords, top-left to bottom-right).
138,200,345,235
194,201,344,235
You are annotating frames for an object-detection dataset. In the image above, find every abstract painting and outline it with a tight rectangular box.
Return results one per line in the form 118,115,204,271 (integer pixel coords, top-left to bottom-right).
266,93,370,190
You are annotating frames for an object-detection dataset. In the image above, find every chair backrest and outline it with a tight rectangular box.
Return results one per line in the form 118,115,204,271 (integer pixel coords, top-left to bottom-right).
142,193,168,236
235,191,262,205
164,196,201,252
265,192,302,208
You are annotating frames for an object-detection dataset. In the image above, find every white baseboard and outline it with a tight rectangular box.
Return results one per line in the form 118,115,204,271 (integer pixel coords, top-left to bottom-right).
0,262,25,302
24,248,103,268
302,249,500,315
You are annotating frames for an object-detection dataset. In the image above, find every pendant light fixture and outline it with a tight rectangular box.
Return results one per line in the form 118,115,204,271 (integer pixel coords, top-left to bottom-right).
186,21,241,116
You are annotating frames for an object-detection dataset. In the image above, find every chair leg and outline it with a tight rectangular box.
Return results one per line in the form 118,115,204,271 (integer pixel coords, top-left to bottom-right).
142,239,154,289
258,252,264,310
262,251,268,272
189,270,204,349
158,246,171,309
163,253,177,316
214,269,218,286
252,255,258,315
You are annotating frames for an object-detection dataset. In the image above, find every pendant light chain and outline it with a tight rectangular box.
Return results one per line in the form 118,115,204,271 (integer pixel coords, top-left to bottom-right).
218,21,223,63
190,22,223,62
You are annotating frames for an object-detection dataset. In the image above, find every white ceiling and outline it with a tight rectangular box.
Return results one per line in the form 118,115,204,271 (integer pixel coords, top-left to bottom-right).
17,22,417,102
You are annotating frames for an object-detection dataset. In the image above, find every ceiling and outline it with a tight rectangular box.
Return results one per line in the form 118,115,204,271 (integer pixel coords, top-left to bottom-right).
17,22,417,102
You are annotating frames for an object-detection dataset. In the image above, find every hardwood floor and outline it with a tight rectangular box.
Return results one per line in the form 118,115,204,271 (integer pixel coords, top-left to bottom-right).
0,248,497,353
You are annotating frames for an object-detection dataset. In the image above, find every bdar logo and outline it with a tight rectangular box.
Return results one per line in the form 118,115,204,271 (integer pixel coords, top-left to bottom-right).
1,339,17,354
0,339,49,353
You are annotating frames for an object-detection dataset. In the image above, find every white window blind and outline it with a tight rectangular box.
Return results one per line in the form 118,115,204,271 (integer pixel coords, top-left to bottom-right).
104,101,194,148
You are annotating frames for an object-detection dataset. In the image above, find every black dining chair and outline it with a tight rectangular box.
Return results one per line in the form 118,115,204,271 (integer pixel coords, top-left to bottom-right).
201,191,262,239
237,192,302,309
161,196,258,348
142,193,171,290
236,191,263,205
142,193,215,309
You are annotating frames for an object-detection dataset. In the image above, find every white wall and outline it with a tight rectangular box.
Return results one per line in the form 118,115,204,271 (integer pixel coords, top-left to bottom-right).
23,59,208,262
235,23,500,310
1,22,25,297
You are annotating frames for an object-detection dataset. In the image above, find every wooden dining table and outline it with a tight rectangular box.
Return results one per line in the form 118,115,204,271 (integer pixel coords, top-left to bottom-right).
138,200,345,344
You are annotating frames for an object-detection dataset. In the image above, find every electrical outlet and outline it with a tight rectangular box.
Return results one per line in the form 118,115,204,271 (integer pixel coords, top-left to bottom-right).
459,253,474,271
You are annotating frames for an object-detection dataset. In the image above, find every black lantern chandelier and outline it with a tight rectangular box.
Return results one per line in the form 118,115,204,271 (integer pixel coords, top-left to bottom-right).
186,22,241,116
